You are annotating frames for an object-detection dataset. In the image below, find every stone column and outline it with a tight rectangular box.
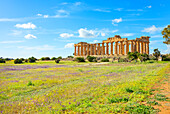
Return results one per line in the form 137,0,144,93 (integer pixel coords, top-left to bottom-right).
141,42,143,54
74,45,77,56
131,41,133,52
137,41,140,53
134,41,136,52
81,44,83,56
84,45,86,56
102,43,105,55
119,44,121,54
120,41,123,55
144,42,146,54
87,44,90,55
146,42,149,54
115,42,118,55
122,44,125,55
98,43,100,55
78,45,80,56
111,42,113,55
126,41,129,55
90,44,93,55
94,44,97,55
106,43,109,55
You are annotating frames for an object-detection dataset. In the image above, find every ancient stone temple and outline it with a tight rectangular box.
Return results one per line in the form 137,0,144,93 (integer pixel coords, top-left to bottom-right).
74,35,150,57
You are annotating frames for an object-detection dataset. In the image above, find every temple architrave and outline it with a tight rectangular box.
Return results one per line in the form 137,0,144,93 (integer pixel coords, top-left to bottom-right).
74,35,150,57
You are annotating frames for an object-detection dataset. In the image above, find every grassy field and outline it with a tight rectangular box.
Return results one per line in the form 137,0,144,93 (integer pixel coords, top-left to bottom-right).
0,61,169,113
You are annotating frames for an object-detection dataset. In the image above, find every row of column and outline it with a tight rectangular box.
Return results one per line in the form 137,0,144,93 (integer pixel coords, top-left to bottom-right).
74,41,149,56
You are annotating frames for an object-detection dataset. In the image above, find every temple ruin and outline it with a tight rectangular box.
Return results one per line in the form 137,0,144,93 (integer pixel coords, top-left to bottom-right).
74,35,150,57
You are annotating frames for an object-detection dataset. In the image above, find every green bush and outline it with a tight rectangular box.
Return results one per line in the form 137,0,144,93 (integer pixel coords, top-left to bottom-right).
14,58,23,64
55,59,60,63
162,55,170,61
41,57,50,60
58,56,62,59
51,57,57,60
0,59,5,63
27,81,34,86
67,56,74,58
87,56,96,62
75,57,85,62
101,58,109,62
28,56,36,63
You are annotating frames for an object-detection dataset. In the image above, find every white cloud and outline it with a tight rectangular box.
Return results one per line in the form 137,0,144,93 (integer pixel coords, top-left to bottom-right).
114,8,123,11
146,5,152,8
0,41,24,44
74,2,81,6
18,45,55,51
15,22,36,29
43,15,49,18
121,33,134,37
24,34,37,39
78,28,98,38
142,25,163,34
112,18,122,26
101,33,106,36
64,43,74,48
164,45,170,53
37,14,42,16
112,30,119,33
94,9,111,12
126,9,143,11
61,2,68,5
0,18,20,22
60,33,74,38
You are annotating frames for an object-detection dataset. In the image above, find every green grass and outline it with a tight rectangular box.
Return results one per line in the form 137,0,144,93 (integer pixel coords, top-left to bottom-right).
0,61,169,113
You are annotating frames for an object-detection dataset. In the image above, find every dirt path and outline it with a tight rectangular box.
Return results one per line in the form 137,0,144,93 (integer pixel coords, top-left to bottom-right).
151,67,170,114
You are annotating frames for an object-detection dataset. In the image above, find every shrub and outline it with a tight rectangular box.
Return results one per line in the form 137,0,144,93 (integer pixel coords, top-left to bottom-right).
118,58,126,62
67,56,74,58
162,55,170,61
58,56,62,59
41,57,50,60
20,58,25,61
87,56,96,62
27,81,34,86
55,59,60,63
0,59,5,63
75,57,85,62
101,58,109,62
25,59,28,63
51,57,57,60
14,58,23,64
126,88,134,93
28,56,36,63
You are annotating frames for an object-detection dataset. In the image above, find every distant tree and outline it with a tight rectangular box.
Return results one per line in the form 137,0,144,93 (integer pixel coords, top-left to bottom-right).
153,48,160,60
67,56,74,58
14,58,23,64
0,59,5,63
161,25,170,44
57,56,62,59
28,56,36,63
51,57,57,60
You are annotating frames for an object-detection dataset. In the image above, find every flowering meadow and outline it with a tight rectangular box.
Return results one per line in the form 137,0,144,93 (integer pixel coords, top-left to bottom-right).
0,61,169,113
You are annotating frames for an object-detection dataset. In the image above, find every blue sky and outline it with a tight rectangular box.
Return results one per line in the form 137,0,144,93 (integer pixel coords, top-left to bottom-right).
0,0,169,58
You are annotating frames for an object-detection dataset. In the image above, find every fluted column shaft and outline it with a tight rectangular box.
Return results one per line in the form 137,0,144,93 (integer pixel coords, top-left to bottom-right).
131,41,133,52
120,41,123,55
106,43,109,55
83,45,86,56
146,42,149,54
141,42,143,54
90,44,93,55
137,41,140,53
78,45,80,56
94,44,97,55
102,43,105,55
126,41,129,55
87,44,90,55
115,42,118,55
74,45,77,56
81,44,83,56
98,43,100,55
119,44,121,54
111,42,113,55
